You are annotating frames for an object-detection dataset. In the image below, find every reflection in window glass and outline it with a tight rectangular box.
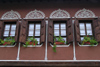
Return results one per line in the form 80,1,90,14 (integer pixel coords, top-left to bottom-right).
54,30,59,36
4,24,16,37
11,25,16,30
35,30,40,36
28,30,34,36
29,24,34,30
5,25,10,30
87,30,92,35
54,24,59,29
80,30,86,35
4,31,9,36
35,24,40,29
79,23,85,30
61,23,66,29
28,23,41,45
10,31,15,36
61,30,66,36
79,22,93,42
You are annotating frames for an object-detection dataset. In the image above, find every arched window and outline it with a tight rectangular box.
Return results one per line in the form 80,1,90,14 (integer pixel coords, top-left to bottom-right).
48,9,73,47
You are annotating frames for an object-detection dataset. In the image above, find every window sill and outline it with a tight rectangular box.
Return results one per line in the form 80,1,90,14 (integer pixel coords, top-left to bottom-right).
0,43,16,47
23,43,43,47
50,43,70,47
78,43,98,47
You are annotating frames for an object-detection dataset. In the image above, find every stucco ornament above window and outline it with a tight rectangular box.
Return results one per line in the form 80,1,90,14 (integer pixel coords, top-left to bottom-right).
75,8,96,18
1,10,21,19
25,9,45,19
50,9,70,18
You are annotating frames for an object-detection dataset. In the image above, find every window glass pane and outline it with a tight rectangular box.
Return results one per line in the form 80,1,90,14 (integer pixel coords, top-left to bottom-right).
54,24,59,29
5,24,10,30
80,30,86,35
29,24,34,30
79,23,85,30
35,30,40,36
63,37,66,44
10,31,16,36
61,23,66,29
35,24,40,30
28,30,33,36
35,38,40,44
86,23,92,30
54,30,59,36
61,30,66,36
87,30,92,35
11,24,16,30
4,31,9,36
81,37,84,41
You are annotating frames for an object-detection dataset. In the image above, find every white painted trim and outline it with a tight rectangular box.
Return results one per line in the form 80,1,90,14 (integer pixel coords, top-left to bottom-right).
75,8,96,18
23,43,43,47
1,10,21,19
1,60,100,62
50,43,70,47
78,43,98,47
44,20,48,60
72,20,76,60
0,43,16,47
25,9,45,19
16,43,21,60
50,9,70,18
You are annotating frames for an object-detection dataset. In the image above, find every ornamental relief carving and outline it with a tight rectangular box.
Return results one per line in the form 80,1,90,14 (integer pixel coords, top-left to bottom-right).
50,9,70,18
1,10,21,19
75,8,96,18
25,9,45,19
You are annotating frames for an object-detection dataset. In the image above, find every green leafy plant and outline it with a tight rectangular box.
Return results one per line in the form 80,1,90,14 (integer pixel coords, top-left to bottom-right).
81,35,98,46
0,39,4,45
23,36,38,47
54,36,67,44
0,37,15,46
53,43,56,52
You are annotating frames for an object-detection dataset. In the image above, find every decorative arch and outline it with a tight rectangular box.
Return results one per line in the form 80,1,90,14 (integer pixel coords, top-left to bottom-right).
50,9,70,18
75,8,96,18
25,9,45,19
1,10,21,19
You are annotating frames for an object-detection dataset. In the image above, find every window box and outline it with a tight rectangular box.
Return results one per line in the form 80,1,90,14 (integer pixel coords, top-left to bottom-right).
78,43,98,47
55,42,64,45
50,43,70,47
0,37,16,47
78,35,98,46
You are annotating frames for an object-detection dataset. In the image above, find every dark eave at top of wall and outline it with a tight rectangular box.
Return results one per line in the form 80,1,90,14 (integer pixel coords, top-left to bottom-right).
0,0,100,4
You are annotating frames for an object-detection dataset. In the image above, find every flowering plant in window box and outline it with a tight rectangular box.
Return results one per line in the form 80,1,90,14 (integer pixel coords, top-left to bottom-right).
0,37,15,46
23,36,38,47
54,36,66,45
81,35,98,46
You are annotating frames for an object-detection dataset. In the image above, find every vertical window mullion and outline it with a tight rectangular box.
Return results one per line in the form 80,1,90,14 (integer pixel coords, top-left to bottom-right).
34,23,35,37
84,23,87,36
59,23,61,36
9,24,12,37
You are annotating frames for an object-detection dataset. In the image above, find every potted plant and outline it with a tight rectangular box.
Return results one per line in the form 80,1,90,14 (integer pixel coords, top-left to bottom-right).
0,37,15,46
23,36,38,47
81,35,98,46
54,36,66,45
